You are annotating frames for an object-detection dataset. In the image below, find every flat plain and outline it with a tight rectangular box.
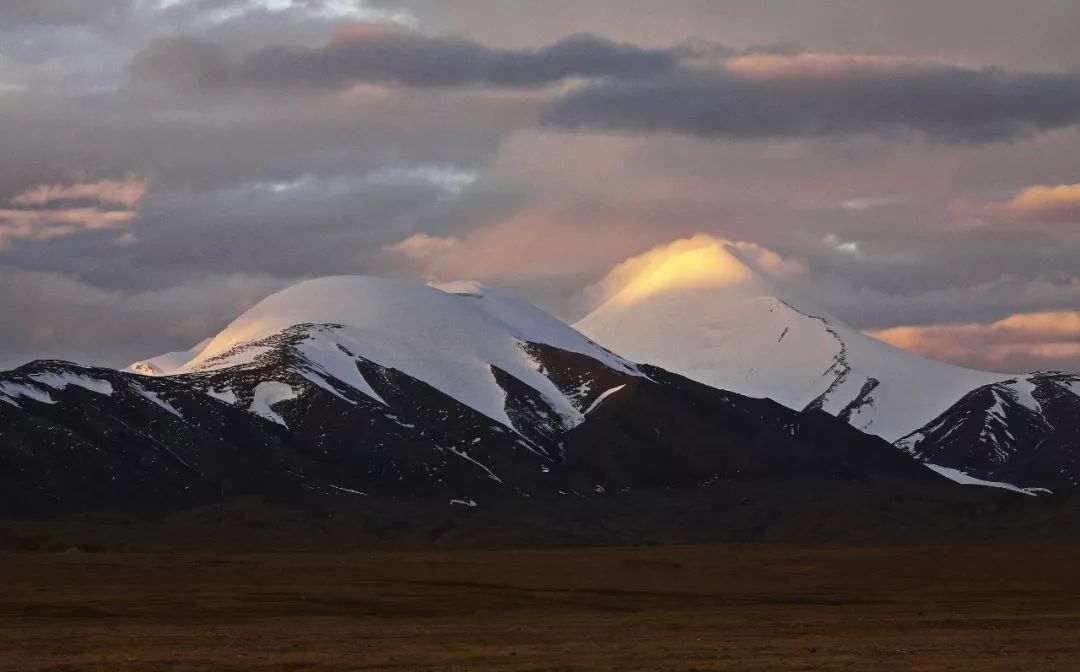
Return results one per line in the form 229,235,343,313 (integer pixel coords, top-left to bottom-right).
1,543,1079,671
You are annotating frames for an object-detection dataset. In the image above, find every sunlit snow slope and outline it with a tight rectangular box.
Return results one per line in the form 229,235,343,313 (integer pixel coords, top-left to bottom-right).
131,276,638,428
575,238,1007,442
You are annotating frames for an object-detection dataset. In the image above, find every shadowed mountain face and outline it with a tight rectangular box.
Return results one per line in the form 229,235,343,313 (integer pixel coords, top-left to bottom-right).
0,276,957,519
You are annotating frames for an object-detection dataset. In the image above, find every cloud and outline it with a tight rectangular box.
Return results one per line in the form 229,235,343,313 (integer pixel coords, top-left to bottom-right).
10,176,147,207
121,164,496,281
383,232,464,261
723,52,922,77
543,55,1080,142
0,0,134,27
132,30,679,93
130,35,232,93
0,177,146,250
326,20,414,44
113,231,139,247
152,0,417,27
823,233,861,255
268,1,417,24
995,183,1080,222
377,196,700,291
364,165,478,195
0,208,137,248
5,1,1080,373
870,310,1080,373
959,182,1080,229
0,265,286,369
840,195,904,211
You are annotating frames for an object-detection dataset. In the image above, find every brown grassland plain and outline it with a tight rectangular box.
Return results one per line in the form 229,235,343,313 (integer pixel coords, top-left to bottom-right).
1,543,1079,671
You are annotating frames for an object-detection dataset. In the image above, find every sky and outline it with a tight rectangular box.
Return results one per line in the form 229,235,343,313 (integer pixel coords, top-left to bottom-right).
2,0,1080,373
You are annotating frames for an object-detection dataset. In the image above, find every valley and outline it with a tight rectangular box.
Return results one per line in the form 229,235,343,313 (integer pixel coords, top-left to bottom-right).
2,543,1078,671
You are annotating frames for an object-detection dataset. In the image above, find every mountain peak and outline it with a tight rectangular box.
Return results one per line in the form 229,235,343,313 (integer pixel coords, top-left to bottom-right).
126,274,638,428
587,235,778,311
605,241,762,306
576,236,1006,443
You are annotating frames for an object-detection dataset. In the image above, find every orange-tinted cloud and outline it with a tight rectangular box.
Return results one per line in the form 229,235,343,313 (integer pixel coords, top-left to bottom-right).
383,233,464,261
870,310,1080,372
380,204,669,286
725,52,925,78
10,177,147,208
996,183,1080,222
0,177,147,249
327,22,415,47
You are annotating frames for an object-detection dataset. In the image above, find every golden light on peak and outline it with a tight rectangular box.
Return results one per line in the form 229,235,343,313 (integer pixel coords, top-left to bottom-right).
599,235,757,307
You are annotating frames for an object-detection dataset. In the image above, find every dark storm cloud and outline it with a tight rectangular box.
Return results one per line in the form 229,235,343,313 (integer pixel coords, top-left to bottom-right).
543,64,1080,142
132,31,679,92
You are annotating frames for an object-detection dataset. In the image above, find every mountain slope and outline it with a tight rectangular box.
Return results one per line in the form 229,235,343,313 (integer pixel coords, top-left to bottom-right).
898,372,1080,490
0,275,957,518
575,238,1080,490
130,276,639,430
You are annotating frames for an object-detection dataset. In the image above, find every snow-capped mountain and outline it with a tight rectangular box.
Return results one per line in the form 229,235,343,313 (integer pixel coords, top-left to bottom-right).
575,238,1080,491
128,276,641,433
897,371,1080,490
1,275,948,516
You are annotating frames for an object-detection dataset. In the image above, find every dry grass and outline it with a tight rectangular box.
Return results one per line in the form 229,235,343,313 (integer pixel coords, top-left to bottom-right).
1,543,1079,670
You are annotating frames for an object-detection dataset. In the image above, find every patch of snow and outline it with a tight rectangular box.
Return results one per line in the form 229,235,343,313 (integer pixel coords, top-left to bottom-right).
582,384,626,415
446,446,503,483
29,373,113,396
249,381,298,427
925,464,1040,496
296,337,385,404
328,484,367,495
206,387,238,404
1006,377,1043,416
987,392,1005,421
1056,376,1080,399
134,386,183,419
0,382,55,406
449,498,478,507
299,370,357,404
